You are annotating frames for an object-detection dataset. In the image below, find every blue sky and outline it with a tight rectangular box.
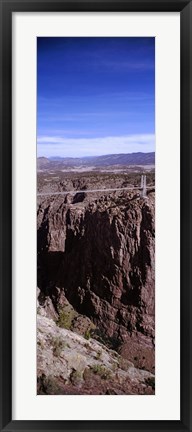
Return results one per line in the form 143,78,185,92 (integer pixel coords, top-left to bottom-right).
37,37,155,157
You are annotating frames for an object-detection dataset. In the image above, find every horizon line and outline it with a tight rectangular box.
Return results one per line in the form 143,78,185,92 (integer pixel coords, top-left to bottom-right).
38,151,155,159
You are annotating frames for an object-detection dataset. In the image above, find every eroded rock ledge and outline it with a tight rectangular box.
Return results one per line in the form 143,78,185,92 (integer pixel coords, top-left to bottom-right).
37,312,155,395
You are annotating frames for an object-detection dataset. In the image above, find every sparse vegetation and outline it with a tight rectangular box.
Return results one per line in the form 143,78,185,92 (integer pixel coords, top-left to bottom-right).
91,364,111,380
52,336,66,356
70,369,83,385
56,306,75,330
37,306,41,314
84,329,91,340
37,374,63,395
111,362,119,371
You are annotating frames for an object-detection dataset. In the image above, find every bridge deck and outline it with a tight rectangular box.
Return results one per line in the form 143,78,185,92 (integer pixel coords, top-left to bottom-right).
37,186,155,197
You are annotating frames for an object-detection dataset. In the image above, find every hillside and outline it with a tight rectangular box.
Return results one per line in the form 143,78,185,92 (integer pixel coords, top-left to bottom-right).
37,152,155,170
37,311,155,395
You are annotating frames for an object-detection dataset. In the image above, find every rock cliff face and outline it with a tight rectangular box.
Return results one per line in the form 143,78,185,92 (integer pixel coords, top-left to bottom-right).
37,191,155,371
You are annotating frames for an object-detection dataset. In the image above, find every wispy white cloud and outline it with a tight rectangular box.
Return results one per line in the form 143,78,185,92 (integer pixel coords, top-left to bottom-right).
37,133,155,157
100,60,154,71
38,92,154,107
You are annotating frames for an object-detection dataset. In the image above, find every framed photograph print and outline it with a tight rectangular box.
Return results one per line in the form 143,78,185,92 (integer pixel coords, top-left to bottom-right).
0,0,191,431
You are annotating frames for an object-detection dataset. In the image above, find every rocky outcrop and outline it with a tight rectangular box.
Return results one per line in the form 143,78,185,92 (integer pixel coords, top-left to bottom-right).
37,191,155,372
37,312,155,395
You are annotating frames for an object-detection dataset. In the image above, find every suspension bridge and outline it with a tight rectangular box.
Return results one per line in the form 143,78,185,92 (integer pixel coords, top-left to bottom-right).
37,175,154,198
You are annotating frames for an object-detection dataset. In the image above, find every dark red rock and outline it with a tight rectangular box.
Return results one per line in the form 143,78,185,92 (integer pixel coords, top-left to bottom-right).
37,191,155,371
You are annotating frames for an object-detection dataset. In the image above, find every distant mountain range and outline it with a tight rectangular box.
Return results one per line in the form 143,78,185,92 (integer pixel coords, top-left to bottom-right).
37,152,155,170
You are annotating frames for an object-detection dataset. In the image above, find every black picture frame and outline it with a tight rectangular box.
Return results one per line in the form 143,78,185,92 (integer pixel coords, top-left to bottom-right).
0,0,191,431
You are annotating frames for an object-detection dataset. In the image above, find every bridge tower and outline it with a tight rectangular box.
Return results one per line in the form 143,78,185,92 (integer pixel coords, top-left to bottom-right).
140,174,147,198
